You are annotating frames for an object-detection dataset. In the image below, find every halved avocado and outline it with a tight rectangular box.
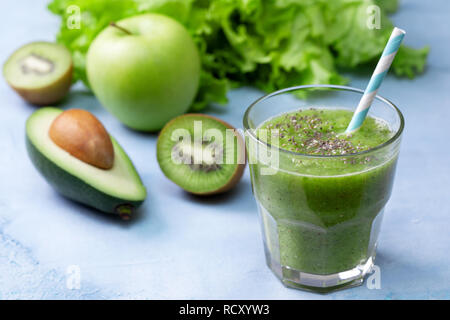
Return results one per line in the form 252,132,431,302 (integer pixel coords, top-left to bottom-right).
26,107,146,219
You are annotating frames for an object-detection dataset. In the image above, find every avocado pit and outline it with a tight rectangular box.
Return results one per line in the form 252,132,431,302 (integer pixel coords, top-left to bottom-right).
49,109,114,169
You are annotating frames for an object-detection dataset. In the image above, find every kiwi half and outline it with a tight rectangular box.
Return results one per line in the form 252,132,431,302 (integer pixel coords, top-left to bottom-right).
157,114,246,195
3,42,73,105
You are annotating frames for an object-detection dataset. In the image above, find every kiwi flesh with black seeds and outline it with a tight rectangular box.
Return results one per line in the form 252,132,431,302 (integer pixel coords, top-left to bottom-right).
157,114,246,195
3,42,73,105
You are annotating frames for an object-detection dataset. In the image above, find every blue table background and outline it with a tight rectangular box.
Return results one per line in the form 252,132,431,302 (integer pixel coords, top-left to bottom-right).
0,0,449,299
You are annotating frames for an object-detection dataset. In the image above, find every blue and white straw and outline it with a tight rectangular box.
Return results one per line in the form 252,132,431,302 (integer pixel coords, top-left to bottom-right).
345,27,406,134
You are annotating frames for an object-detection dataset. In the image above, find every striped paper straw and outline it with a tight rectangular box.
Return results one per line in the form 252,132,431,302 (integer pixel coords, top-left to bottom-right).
345,27,406,134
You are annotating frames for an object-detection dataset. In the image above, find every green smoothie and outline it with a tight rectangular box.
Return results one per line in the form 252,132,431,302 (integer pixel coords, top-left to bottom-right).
250,108,398,277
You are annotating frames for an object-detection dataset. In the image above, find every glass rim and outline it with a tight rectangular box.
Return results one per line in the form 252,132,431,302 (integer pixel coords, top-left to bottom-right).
243,84,405,159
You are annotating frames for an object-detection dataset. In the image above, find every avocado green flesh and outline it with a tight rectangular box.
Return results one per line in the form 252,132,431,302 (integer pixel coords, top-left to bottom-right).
26,108,146,214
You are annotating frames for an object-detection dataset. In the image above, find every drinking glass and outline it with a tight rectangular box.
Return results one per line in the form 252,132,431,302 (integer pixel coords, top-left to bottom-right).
243,85,404,292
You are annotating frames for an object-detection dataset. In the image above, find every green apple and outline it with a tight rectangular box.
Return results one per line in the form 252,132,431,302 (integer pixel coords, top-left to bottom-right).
86,14,201,131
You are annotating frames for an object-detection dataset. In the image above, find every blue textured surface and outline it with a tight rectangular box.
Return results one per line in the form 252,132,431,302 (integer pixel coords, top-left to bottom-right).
0,1,449,299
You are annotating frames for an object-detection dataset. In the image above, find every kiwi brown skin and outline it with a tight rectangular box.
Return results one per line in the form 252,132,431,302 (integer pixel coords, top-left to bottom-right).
8,63,73,105
157,113,247,196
